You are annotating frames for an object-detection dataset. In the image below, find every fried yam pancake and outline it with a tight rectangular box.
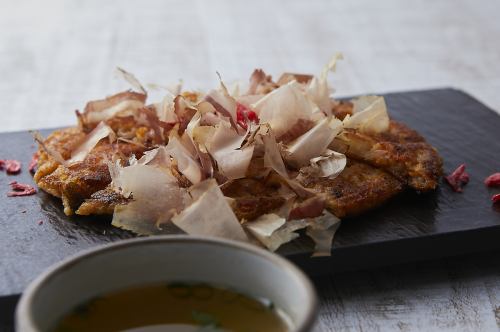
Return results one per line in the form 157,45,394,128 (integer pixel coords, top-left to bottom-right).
35,100,441,220
34,124,432,219
223,160,403,220
300,160,404,218
330,120,442,192
34,127,145,215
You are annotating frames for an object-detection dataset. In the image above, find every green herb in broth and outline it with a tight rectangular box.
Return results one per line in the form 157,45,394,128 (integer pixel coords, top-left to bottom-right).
191,310,220,327
53,282,290,332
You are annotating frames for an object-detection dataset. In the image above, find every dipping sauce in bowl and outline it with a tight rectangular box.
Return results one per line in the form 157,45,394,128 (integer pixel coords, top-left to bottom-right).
53,282,291,332
17,236,317,332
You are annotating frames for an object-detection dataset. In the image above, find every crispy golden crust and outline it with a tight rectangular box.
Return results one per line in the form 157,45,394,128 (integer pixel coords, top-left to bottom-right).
34,127,145,215
34,127,85,185
76,185,129,215
300,160,404,218
224,159,404,219
332,121,443,191
375,121,427,143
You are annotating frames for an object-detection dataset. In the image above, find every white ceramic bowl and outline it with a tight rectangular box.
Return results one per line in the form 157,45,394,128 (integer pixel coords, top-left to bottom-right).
16,235,318,332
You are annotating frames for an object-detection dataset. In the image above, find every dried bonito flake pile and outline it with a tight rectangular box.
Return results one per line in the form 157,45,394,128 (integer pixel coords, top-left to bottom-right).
36,55,392,255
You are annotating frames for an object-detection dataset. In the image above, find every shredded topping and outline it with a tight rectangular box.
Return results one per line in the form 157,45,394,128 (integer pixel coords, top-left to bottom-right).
78,91,147,131
115,67,147,95
252,81,314,139
172,179,248,241
246,216,308,252
343,96,390,134
306,52,343,115
285,117,342,167
111,162,188,235
306,212,342,257
68,122,115,164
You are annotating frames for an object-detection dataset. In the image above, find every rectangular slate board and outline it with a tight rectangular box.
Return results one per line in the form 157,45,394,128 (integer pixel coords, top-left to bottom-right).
1,88,500,305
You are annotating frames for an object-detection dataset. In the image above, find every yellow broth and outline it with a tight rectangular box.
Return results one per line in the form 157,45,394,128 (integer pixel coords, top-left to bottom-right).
52,282,290,332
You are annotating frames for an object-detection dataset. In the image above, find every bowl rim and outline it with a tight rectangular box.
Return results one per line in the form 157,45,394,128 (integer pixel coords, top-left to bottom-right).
16,235,318,332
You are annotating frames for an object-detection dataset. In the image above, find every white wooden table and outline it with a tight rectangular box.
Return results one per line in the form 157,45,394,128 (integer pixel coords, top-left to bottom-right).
2,0,500,330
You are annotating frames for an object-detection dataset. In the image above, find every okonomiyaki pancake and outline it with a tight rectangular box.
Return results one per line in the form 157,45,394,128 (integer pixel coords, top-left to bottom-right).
31,61,443,252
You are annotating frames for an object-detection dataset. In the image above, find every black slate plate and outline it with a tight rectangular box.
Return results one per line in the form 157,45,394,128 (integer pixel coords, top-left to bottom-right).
1,88,500,305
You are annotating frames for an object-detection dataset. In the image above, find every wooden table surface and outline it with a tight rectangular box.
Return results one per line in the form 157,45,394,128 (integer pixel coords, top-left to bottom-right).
2,0,500,331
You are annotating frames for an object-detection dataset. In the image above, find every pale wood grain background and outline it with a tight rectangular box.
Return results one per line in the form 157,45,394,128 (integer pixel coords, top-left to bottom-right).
1,0,500,331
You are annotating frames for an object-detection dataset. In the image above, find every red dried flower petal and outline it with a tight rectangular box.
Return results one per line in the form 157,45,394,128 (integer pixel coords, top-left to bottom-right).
444,164,470,193
492,193,500,204
485,173,500,187
3,160,21,174
7,181,36,197
29,152,39,174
